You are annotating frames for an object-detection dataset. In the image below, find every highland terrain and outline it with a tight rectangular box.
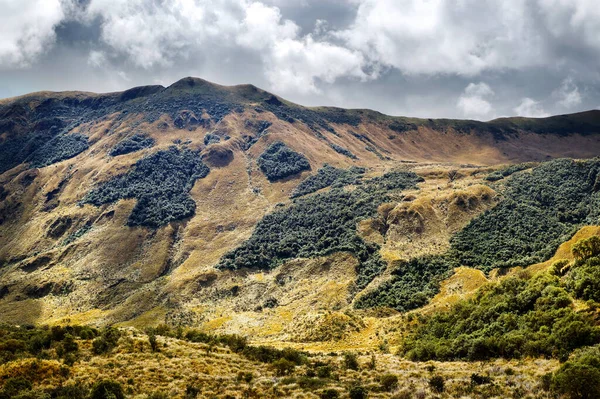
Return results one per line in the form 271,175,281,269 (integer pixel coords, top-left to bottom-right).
1,77,600,398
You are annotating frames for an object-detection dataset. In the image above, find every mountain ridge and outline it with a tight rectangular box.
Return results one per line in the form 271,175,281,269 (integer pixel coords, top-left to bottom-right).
3,76,600,124
1,77,600,344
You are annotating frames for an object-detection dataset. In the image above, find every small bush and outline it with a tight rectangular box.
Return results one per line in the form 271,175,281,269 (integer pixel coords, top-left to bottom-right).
470,373,492,385
551,346,600,399
429,375,445,393
348,385,368,399
203,133,221,145
329,143,357,159
92,327,121,355
380,374,398,391
319,389,340,399
148,331,158,352
90,380,125,399
48,384,89,399
343,352,359,370
317,365,333,379
1,377,32,397
272,358,296,376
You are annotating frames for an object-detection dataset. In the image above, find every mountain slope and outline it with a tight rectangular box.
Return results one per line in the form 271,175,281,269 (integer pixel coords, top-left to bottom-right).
1,77,600,341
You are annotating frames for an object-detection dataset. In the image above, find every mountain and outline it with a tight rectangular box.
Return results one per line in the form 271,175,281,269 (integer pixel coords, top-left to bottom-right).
4,77,600,398
0,76,600,338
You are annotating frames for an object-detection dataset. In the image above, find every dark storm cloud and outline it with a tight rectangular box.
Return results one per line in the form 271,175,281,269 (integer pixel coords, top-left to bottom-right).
1,0,599,120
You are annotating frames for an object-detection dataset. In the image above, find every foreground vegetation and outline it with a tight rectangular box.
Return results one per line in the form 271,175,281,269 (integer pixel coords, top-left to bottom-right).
0,323,573,399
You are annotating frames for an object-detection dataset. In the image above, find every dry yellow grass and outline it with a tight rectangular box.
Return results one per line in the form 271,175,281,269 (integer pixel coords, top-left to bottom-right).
0,329,559,398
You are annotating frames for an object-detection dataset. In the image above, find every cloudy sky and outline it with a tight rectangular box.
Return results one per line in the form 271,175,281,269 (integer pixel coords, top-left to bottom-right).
1,0,600,120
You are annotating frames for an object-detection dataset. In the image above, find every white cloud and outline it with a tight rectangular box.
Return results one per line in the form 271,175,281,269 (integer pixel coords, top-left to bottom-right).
0,0,70,68
3,0,600,108
267,36,366,94
338,0,541,76
554,77,582,109
82,0,368,94
457,82,494,119
87,50,108,68
514,98,550,118
335,0,600,78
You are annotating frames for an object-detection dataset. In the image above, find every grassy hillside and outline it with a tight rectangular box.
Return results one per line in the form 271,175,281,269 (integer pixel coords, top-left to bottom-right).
1,77,600,346
0,324,562,399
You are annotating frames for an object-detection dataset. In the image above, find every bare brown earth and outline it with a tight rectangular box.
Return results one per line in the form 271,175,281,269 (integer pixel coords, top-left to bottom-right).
1,79,600,353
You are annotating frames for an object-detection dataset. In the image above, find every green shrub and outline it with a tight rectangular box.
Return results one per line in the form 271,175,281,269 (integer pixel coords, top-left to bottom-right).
1,377,32,397
84,146,210,227
348,385,368,399
257,141,311,181
551,346,600,399
291,165,365,198
572,236,600,261
429,375,445,393
470,373,492,385
28,134,89,168
379,374,398,391
90,380,125,399
484,162,536,181
272,358,296,376
355,255,457,311
329,143,357,159
316,365,333,379
92,327,121,355
343,352,359,370
148,331,158,352
48,384,89,399
401,271,600,361
319,389,340,399
203,133,221,145
109,134,154,156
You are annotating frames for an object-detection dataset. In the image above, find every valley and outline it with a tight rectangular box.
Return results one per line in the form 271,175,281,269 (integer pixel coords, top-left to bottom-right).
1,77,600,398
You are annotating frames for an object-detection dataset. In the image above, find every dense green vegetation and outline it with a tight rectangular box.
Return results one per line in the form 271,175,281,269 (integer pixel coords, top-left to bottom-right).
84,147,209,227
564,236,600,302
257,142,311,181
0,324,100,365
484,162,536,182
329,143,357,159
29,134,89,168
0,130,53,174
402,237,600,362
452,158,600,270
218,171,423,288
549,345,600,399
402,271,600,361
290,165,365,198
357,159,600,312
109,134,155,156
355,255,458,311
